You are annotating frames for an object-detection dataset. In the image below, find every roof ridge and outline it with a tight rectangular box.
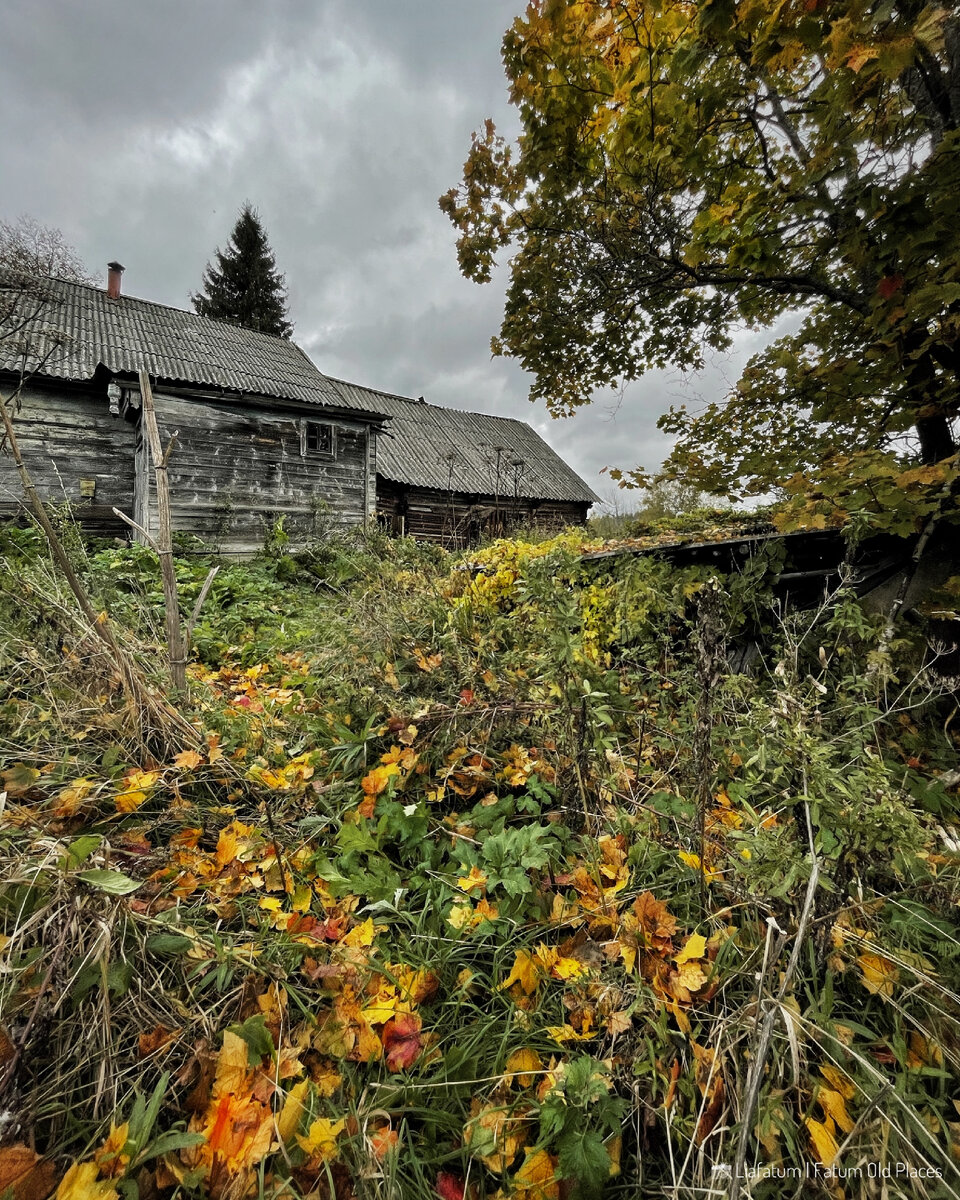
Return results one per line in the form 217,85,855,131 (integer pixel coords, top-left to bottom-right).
325,374,422,405
328,374,534,429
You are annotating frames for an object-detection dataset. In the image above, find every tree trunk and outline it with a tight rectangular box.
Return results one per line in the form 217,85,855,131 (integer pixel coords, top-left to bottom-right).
916,411,956,464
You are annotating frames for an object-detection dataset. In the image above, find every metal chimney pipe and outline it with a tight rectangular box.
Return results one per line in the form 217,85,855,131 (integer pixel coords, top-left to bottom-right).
106,261,125,299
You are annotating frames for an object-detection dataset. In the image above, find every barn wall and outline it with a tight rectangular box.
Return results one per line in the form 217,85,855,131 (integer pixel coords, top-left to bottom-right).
376,479,589,546
144,392,373,554
0,380,135,537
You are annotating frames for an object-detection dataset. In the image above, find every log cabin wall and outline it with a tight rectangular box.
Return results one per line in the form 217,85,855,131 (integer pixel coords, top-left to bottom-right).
376,479,589,546
0,379,136,537
141,391,375,555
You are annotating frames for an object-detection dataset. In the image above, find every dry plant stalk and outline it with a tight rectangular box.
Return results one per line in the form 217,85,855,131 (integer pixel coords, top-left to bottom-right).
0,379,199,754
0,384,141,699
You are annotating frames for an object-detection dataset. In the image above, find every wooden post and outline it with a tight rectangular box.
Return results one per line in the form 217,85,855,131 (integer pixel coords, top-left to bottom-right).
138,370,187,693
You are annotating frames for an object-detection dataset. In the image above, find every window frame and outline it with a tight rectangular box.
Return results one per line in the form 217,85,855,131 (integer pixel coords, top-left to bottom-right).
301,419,336,459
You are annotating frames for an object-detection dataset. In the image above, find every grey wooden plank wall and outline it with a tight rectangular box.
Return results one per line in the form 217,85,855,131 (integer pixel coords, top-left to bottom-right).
375,480,589,546
147,392,372,555
0,383,136,536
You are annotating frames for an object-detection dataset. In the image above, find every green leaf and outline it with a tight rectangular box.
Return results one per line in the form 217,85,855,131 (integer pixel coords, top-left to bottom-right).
146,934,194,956
76,869,142,895
62,835,102,869
228,1014,275,1061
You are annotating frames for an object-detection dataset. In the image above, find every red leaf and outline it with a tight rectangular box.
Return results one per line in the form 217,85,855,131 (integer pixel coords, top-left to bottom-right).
459,688,475,705
435,1173,466,1200
877,273,904,299
382,1012,422,1072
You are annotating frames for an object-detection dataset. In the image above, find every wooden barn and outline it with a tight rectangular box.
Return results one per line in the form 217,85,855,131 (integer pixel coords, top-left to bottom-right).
0,267,596,551
330,378,598,544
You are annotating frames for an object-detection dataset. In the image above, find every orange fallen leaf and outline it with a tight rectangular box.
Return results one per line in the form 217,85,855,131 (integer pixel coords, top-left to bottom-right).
0,1145,57,1200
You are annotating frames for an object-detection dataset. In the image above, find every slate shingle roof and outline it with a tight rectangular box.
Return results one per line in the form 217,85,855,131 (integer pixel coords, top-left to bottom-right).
0,271,373,413
329,377,599,505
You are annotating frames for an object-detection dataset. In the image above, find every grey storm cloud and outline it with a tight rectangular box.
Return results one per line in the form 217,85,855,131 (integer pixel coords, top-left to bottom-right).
0,0,773,510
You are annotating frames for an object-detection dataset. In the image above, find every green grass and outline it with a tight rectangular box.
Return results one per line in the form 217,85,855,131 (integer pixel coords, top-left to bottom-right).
0,523,958,1199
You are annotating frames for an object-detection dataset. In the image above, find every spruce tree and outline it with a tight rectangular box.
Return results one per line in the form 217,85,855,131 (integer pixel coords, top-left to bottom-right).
192,204,293,339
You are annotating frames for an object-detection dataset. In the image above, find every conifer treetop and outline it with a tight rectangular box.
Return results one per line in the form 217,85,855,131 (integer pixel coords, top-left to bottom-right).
192,204,293,339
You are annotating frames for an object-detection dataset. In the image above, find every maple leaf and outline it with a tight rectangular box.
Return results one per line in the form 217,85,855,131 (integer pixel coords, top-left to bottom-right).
93,1123,130,1179
360,762,400,799
173,750,204,770
382,1012,423,1071
297,1116,346,1160
391,964,440,1005
457,865,489,894
633,892,677,952
499,950,542,995
138,1024,179,1058
415,649,443,672
674,934,707,966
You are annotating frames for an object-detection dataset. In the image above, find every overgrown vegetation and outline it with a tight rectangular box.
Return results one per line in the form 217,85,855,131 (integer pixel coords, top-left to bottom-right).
1,522,958,1199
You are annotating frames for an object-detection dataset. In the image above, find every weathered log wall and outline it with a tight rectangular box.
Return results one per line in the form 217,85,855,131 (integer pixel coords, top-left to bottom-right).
376,479,589,546
0,379,376,553
142,391,374,555
0,381,135,537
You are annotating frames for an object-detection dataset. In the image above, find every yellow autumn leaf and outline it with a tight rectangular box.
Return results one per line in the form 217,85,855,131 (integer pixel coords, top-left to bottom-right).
93,1122,130,1177
499,950,542,995
818,1087,854,1134
513,1146,560,1199
173,750,204,770
820,1064,855,1099
677,851,722,882
55,1162,119,1200
676,960,708,994
114,790,147,813
858,952,898,997
674,933,707,966
341,917,375,948
465,1101,528,1173
504,1048,542,1089
805,1116,839,1167
546,1024,596,1043
297,1116,346,1160
457,865,489,893
276,1080,309,1143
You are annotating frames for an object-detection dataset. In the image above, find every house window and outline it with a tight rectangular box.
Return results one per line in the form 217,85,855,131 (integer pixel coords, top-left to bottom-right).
302,421,334,457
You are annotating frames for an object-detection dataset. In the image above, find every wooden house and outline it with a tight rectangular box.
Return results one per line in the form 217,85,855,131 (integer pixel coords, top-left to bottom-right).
330,378,598,544
0,266,596,551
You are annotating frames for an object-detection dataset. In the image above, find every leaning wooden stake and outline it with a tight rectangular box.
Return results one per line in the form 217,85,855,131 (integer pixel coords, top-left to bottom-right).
138,369,187,693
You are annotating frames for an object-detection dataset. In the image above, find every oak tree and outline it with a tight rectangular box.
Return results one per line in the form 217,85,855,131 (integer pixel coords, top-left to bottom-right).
193,205,293,339
441,0,960,531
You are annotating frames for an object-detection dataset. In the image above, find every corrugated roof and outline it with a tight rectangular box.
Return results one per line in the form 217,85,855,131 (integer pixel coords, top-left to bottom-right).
330,377,599,505
0,270,371,412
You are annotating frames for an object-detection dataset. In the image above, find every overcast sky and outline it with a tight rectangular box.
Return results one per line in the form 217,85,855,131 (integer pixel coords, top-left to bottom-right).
0,0,777,510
